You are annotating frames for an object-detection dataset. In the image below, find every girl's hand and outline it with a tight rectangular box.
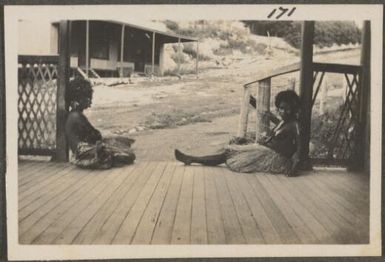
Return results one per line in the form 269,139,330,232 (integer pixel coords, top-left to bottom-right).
257,136,270,145
263,111,280,125
95,140,105,159
257,131,272,145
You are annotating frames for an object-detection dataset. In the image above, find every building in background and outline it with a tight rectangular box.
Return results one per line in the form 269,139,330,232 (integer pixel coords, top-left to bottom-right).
18,19,198,77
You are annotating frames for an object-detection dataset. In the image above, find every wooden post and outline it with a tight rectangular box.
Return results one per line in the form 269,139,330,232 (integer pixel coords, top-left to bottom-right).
256,78,271,139
85,20,89,77
288,77,296,90
159,44,165,76
298,21,314,169
177,37,181,75
152,32,156,76
237,86,251,138
120,24,125,78
350,21,370,172
196,41,199,78
55,20,71,162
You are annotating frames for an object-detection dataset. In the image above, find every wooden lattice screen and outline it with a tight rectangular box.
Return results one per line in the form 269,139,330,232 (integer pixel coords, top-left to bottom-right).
18,55,59,156
310,63,362,165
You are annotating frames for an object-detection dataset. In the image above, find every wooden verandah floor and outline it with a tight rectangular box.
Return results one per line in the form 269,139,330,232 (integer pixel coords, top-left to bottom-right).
18,160,369,245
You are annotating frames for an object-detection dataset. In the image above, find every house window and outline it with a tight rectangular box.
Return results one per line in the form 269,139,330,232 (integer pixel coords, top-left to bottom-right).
90,22,110,60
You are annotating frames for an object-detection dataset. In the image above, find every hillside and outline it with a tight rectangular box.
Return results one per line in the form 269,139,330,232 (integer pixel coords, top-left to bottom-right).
158,20,296,75
155,20,360,76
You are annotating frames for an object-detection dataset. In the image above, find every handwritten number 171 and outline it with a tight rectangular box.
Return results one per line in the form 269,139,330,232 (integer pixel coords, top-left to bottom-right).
268,7,296,19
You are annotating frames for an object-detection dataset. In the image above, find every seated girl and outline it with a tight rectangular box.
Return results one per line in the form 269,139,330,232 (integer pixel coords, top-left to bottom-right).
175,90,301,176
65,78,136,169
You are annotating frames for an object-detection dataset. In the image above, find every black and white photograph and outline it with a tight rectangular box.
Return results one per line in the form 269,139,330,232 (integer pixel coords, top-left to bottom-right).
3,4,383,260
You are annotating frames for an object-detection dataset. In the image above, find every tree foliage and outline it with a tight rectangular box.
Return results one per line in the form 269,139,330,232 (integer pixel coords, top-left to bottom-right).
243,21,361,48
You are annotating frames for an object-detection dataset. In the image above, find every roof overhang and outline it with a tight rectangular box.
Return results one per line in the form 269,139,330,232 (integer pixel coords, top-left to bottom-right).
107,20,198,43
52,20,198,43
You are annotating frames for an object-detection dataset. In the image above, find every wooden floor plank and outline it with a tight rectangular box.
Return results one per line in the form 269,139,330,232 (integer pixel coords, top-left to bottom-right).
272,175,333,243
19,169,107,244
18,160,46,176
204,166,226,244
258,174,318,244
19,167,94,223
18,162,60,187
311,171,369,211
190,166,208,244
222,169,264,244
32,167,127,244
307,177,367,243
19,168,93,221
170,166,194,244
316,171,369,197
19,164,71,196
19,164,76,207
316,168,370,190
72,164,146,244
91,162,158,244
151,164,184,244
18,160,40,170
131,162,176,244
18,159,52,173
236,173,281,244
279,175,363,244
52,166,137,244
113,162,167,244
314,172,369,207
18,160,369,245
293,174,363,231
304,173,368,227
214,167,245,244
247,174,301,244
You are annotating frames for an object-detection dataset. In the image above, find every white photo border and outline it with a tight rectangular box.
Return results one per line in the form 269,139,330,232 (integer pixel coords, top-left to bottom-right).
4,4,383,260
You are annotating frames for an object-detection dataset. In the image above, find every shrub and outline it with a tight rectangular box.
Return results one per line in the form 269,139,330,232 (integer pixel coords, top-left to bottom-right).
244,21,361,48
143,111,211,129
310,100,354,159
182,42,211,61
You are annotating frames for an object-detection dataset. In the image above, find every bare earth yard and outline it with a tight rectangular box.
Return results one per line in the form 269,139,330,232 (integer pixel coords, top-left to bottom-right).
86,49,360,161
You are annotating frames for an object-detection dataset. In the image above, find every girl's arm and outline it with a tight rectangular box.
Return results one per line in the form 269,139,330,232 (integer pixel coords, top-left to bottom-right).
267,111,280,125
81,115,102,142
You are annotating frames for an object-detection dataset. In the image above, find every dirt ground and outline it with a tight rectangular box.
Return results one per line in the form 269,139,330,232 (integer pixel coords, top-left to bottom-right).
86,49,360,161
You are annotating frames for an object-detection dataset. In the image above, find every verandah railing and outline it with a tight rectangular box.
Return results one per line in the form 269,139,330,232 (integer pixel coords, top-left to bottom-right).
237,61,362,166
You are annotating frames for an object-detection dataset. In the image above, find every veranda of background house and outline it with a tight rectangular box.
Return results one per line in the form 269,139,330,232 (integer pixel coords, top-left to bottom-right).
18,19,198,77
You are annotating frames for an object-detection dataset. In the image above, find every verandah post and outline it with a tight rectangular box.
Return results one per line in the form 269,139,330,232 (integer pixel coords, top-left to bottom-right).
298,21,315,169
85,20,89,78
55,20,71,162
256,78,271,140
237,86,251,138
196,40,199,78
177,37,181,75
349,21,370,172
152,32,156,76
120,24,125,78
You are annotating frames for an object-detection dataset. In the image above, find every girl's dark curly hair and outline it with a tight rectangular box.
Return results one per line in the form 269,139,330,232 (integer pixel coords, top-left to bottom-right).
66,77,93,104
274,90,301,113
